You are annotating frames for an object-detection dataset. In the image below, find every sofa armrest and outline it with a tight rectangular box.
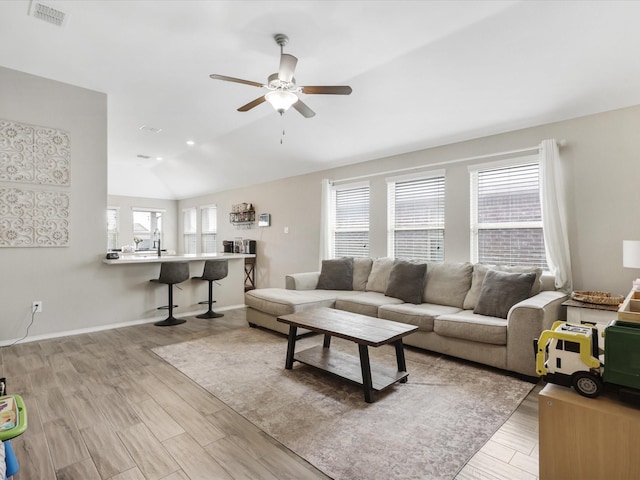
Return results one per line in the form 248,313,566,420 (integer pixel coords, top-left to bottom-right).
285,272,320,290
506,290,568,376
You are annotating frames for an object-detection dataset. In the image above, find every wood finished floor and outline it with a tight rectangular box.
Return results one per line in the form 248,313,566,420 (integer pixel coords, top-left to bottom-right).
1,308,540,480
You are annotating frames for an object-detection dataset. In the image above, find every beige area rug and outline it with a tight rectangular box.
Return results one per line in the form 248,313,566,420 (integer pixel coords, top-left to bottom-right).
153,326,535,480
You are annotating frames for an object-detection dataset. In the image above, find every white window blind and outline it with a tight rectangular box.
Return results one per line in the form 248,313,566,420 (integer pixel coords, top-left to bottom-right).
107,207,119,250
387,172,445,261
330,183,370,258
201,205,217,253
183,208,196,254
470,159,548,268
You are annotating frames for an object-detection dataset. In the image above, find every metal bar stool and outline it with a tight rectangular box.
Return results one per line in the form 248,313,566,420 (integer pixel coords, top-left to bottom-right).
150,261,190,326
193,260,228,319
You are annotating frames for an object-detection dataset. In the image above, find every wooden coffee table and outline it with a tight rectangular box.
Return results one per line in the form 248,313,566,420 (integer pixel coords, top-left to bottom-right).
277,307,418,403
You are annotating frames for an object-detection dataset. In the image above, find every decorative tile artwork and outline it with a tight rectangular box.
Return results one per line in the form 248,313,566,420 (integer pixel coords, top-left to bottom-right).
0,188,70,247
0,120,70,185
0,119,71,247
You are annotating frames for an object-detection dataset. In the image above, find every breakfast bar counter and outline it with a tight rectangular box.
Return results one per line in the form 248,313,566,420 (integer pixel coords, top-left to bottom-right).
100,253,255,323
102,252,254,264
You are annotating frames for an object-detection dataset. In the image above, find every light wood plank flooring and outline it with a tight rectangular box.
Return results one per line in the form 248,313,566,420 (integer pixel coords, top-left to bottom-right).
1,308,540,480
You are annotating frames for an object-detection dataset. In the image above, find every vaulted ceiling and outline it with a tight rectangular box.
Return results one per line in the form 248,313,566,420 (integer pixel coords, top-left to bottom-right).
2,1,640,199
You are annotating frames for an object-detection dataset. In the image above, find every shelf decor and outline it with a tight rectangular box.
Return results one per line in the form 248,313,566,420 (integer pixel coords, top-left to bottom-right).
230,202,255,229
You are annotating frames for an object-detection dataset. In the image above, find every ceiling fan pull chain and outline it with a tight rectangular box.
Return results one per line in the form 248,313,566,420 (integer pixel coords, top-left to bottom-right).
280,112,286,144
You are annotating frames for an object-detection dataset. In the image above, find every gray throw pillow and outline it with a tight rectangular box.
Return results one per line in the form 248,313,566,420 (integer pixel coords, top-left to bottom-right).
316,257,354,290
385,260,427,304
473,269,536,319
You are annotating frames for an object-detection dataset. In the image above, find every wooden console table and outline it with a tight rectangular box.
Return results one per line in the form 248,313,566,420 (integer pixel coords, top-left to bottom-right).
539,383,640,479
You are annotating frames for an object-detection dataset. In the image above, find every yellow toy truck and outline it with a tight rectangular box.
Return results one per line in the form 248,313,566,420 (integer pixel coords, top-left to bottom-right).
534,320,640,399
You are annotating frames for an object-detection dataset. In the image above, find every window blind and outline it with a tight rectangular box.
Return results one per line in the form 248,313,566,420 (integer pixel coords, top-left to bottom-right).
331,184,370,258
388,174,445,261
107,208,118,250
183,208,196,254
201,205,217,253
471,161,548,268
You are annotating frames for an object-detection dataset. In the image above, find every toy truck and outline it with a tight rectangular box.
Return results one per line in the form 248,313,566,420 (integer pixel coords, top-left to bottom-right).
534,320,640,399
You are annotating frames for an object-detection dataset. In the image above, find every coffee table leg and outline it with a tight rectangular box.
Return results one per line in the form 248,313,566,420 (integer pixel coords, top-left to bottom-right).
285,325,298,369
323,333,331,349
358,344,374,403
394,339,408,383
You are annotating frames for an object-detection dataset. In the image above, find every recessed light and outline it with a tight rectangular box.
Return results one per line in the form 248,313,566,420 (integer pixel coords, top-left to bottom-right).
155,157,163,161
186,140,195,146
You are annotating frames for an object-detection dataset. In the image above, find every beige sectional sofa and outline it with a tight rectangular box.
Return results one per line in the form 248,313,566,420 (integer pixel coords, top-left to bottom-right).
244,258,568,377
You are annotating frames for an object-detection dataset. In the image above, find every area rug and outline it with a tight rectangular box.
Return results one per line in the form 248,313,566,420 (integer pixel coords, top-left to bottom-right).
153,327,535,480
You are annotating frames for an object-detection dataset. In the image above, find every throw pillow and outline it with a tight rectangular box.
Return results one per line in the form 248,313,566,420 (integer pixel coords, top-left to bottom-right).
365,257,395,293
422,262,473,308
316,257,354,290
473,269,537,319
385,260,427,304
352,257,373,291
463,264,543,311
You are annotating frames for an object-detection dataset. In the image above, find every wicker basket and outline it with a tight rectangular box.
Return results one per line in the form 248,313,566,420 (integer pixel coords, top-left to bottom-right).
572,290,625,305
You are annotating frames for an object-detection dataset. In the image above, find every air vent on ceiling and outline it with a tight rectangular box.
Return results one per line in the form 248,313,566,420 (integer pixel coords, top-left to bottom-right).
29,1,68,27
139,125,163,134
136,154,151,159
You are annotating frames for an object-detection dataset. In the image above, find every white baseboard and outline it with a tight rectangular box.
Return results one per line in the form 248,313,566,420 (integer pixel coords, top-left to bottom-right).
0,304,247,347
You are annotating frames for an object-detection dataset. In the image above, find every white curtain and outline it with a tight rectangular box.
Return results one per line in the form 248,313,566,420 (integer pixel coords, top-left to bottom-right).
540,139,573,292
319,178,332,267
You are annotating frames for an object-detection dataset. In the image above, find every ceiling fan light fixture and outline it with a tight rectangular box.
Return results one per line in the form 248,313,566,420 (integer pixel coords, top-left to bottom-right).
265,90,297,114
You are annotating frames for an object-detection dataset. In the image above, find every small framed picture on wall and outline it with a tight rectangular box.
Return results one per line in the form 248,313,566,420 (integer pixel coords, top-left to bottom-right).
258,213,271,227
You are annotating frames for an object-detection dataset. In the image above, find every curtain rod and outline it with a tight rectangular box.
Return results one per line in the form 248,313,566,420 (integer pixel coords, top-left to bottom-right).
331,139,566,185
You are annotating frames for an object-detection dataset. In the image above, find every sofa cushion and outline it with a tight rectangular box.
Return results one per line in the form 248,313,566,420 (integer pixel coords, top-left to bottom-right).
353,257,373,291
378,303,461,332
335,291,403,317
385,260,427,304
463,264,543,310
422,262,473,308
365,257,395,293
245,288,348,317
434,311,508,345
473,269,537,319
317,257,353,290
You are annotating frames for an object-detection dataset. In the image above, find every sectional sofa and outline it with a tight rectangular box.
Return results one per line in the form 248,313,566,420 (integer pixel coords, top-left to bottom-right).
244,257,568,377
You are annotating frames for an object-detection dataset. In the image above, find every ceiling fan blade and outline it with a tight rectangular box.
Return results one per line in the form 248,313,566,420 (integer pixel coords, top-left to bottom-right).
301,85,352,95
278,54,298,83
238,96,266,112
292,99,316,118
210,74,264,88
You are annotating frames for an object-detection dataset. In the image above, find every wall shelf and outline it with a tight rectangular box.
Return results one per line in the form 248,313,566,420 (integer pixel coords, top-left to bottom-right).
230,203,255,228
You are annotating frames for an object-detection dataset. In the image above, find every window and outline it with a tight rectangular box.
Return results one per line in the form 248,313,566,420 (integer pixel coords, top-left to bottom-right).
470,158,548,269
387,171,445,261
201,205,217,253
183,208,196,254
329,182,370,258
107,207,119,250
132,208,164,250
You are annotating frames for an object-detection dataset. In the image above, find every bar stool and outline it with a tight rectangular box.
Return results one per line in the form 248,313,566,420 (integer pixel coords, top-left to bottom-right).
150,261,190,327
193,260,228,319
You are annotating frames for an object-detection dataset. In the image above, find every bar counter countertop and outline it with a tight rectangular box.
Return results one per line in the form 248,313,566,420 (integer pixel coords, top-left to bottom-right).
102,252,255,264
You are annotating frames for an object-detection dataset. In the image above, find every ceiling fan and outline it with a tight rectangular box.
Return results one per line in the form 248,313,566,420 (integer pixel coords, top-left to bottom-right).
210,33,352,118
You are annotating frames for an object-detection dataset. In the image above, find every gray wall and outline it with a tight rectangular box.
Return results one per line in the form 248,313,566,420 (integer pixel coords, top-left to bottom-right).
0,67,240,345
2,64,639,344
180,105,640,296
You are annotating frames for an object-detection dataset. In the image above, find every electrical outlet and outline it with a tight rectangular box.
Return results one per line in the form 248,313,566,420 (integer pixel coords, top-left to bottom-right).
32,300,43,313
